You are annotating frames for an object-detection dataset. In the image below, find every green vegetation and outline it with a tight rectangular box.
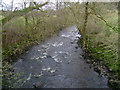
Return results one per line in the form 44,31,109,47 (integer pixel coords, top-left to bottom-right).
1,1,119,88
81,3,119,88
2,9,75,62
2,3,76,88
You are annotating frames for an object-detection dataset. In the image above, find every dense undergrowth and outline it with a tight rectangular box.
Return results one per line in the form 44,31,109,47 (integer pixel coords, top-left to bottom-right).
85,13,119,87
2,11,67,61
2,7,76,88
79,3,119,88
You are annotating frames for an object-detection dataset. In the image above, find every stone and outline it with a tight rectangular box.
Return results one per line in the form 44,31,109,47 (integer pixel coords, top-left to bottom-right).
46,55,52,58
86,59,91,63
71,42,74,44
75,46,79,49
33,82,44,88
109,68,112,72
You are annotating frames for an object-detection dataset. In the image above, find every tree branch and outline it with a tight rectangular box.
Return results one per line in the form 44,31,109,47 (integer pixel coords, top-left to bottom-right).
2,1,48,26
88,3,116,31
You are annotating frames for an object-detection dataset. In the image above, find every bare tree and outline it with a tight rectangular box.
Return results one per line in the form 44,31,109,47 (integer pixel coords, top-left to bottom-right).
56,0,59,10
23,1,28,29
11,0,14,11
2,1,48,26
83,2,89,49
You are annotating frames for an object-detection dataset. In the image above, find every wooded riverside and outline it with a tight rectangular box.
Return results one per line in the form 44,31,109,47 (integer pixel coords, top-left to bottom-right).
1,0,120,88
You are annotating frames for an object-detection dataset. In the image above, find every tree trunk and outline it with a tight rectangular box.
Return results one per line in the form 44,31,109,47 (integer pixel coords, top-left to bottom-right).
24,2,28,29
56,0,59,10
83,2,89,49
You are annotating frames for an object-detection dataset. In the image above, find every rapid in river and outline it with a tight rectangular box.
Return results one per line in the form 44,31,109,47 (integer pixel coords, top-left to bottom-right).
13,25,108,88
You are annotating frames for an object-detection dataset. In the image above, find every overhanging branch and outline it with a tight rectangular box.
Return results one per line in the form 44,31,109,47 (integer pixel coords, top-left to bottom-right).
2,1,48,26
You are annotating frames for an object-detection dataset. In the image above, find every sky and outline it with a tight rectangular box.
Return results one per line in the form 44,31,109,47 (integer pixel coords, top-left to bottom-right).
1,0,119,11
2,0,119,6
1,0,82,11
2,0,81,5
1,0,49,10
2,0,119,5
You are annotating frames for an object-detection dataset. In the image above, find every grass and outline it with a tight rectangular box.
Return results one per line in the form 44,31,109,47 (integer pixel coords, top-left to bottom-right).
2,4,83,63
2,9,75,88
0,15,4,21
84,9,119,87
2,10,71,61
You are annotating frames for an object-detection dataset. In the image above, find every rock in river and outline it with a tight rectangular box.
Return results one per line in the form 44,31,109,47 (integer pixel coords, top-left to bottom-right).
33,82,44,88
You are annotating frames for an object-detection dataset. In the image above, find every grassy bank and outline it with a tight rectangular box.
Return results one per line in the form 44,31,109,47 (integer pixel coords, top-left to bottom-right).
2,10,72,62
2,8,75,88
81,6,119,87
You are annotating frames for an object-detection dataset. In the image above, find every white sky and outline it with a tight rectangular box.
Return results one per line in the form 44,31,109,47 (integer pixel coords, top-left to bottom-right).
2,0,82,5
2,0,119,5
2,0,119,6
1,0,119,11
1,0,82,10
